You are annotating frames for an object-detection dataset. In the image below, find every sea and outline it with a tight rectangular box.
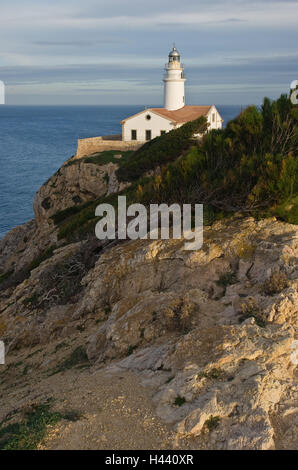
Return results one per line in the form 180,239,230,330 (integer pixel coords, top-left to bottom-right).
0,105,242,239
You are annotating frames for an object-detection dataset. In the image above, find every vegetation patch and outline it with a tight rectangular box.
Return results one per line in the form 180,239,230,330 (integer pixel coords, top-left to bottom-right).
51,205,85,225
50,346,89,375
126,345,138,356
236,241,256,260
116,117,207,182
198,368,223,380
239,297,266,327
273,195,298,225
53,192,120,241
104,305,111,316
166,376,175,384
0,402,81,450
53,341,69,353
206,368,223,379
124,95,297,224
0,271,13,284
174,395,186,407
22,293,39,308
29,245,57,272
204,415,220,432
52,94,297,245
161,298,195,333
83,150,134,166
216,272,237,292
35,240,100,307
26,348,43,359
262,271,289,295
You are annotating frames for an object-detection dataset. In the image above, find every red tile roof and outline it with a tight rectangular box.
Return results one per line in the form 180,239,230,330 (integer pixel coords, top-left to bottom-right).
152,105,212,123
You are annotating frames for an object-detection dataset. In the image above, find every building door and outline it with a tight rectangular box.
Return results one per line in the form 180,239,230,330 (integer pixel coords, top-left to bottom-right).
131,129,137,140
146,130,151,141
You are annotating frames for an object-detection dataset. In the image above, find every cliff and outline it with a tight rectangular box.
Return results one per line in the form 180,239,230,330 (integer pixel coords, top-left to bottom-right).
0,152,128,276
0,201,297,449
0,99,297,449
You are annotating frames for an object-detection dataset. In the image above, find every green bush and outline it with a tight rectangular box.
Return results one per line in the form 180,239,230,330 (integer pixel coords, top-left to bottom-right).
116,116,208,182
56,192,120,241
53,94,297,243
28,245,57,271
130,95,297,223
0,402,80,450
205,415,220,431
174,395,186,407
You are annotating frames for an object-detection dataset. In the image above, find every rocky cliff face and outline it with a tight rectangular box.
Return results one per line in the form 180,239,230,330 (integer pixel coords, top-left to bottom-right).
0,212,297,449
0,156,126,276
33,159,121,227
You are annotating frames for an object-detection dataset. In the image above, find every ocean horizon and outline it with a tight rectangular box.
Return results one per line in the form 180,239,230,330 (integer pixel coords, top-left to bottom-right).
0,104,244,239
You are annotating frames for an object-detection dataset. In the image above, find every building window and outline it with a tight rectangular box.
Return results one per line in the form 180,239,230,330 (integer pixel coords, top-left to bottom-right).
160,130,166,135
146,130,151,141
183,96,185,103
212,113,215,123
146,114,151,120
131,129,137,140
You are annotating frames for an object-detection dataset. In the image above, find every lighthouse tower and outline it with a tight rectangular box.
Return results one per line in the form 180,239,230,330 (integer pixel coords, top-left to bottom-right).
163,45,186,111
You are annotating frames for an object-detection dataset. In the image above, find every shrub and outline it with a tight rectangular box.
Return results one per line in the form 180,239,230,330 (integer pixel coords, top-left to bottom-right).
198,368,223,380
0,402,81,450
51,205,83,225
126,345,138,356
263,271,289,295
22,293,39,308
52,93,297,244
55,192,120,241
28,245,57,271
204,415,220,432
51,346,89,375
206,368,223,379
116,116,208,182
239,297,265,327
0,268,30,294
35,239,100,307
161,297,194,333
216,272,237,290
174,395,186,407
125,95,297,223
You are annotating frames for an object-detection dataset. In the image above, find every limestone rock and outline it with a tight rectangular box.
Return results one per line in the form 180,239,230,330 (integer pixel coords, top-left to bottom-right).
33,160,120,227
0,215,297,449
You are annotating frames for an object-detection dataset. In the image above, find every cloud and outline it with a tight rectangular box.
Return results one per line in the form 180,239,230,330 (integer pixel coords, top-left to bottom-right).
33,39,125,47
3,51,295,106
0,0,297,104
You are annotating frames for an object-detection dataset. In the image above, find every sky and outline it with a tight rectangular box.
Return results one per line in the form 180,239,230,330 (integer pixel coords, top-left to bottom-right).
0,0,297,105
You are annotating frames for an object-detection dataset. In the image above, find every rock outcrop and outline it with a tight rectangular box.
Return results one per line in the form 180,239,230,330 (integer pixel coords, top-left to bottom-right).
0,157,126,276
0,215,297,450
33,159,120,227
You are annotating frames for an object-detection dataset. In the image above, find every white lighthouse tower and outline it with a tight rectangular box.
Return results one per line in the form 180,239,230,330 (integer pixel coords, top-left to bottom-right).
163,45,186,111
119,45,223,143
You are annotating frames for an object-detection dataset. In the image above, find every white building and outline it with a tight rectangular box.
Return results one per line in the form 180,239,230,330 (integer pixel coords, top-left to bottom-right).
121,46,223,142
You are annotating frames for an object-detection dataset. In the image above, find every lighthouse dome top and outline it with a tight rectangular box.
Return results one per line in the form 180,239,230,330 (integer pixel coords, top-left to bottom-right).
169,46,180,60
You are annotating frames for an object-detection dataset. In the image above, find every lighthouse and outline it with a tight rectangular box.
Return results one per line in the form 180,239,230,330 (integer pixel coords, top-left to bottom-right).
77,44,223,154
163,45,186,111
119,45,223,143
